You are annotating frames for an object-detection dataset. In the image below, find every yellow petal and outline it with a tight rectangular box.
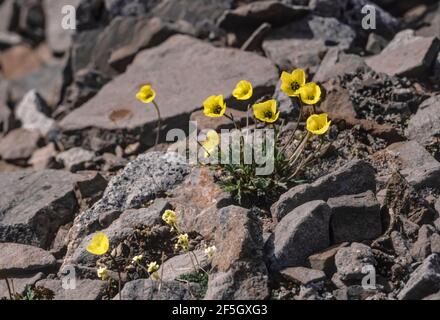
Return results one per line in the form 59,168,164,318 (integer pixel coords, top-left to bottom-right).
86,232,109,256
203,95,226,118
291,69,306,87
306,113,331,135
299,82,321,105
233,80,253,100
201,130,220,158
280,70,306,97
136,85,156,104
253,100,279,123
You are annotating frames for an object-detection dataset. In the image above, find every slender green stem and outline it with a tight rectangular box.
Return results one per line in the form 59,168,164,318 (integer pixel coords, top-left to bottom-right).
152,101,162,146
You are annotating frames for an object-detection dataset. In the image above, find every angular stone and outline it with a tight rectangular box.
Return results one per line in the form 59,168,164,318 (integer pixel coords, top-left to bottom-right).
335,243,376,281
280,267,326,285
262,15,355,73
313,48,368,83
151,0,231,26
431,233,440,254
15,90,55,136
56,147,95,172
385,140,440,189
398,254,440,300
0,170,79,248
64,152,189,265
308,243,349,277
9,61,67,108
266,200,331,271
0,128,42,161
411,225,435,261
61,35,278,148
158,250,209,282
328,191,382,244
0,243,56,278
119,279,200,300
0,102,12,134
366,30,440,77
205,205,269,300
406,95,440,146
36,279,107,300
0,44,45,80
218,1,309,30
271,160,376,221
29,143,58,170
43,0,81,54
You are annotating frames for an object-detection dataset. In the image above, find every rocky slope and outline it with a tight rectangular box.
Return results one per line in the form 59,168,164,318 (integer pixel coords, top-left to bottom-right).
0,0,439,300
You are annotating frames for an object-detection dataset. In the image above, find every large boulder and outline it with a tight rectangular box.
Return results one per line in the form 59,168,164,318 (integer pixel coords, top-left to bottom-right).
406,95,440,146
262,15,356,73
265,200,331,271
0,170,79,248
271,160,376,221
61,35,279,150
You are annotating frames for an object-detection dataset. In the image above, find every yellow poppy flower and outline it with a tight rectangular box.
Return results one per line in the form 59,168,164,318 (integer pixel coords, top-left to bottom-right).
203,95,226,118
201,130,220,158
232,80,253,100
175,233,189,251
86,232,109,256
97,266,108,280
280,69,306,97
162,209,177,226
299,82,321,105
306,113,331,135
136,84,156,104
253,100,280,123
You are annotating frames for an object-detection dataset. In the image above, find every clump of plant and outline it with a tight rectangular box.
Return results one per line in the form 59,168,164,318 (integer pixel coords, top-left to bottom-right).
86,209,216,299
199,69,331,205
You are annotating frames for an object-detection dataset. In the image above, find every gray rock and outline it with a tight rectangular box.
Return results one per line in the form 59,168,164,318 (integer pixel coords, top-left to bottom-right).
410,225,435,261
15,90,55,136
9,62,67,108
308,243,349,277
335,243,376,281
43,0,81,54
205,206,269,300
0,31,22,49
0,128,42,161
64,152,189,265
313,48,368,83
61,35,278,149
431,233,440,254
0,243,56,278
398,254,440,300
105,0,160,18
158,250,209,282
266,200,331,271
280,267,326,285
0,0,15,33
56,147,95,172
328,191,382,244
151,0,231,27
406,95,440,146
262,15,356,73
385,140,440,189
0,170,79,248
119,279,201,300
36,279,107,300
366,30,440,78
271,160,376,221
29,143,58,170
218,1,309,30
435,218,440,232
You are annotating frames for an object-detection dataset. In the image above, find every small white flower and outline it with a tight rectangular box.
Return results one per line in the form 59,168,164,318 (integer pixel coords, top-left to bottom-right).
205,245,217,259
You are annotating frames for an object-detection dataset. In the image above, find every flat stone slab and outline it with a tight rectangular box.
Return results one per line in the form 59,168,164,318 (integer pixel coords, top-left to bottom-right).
60,35,278,133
